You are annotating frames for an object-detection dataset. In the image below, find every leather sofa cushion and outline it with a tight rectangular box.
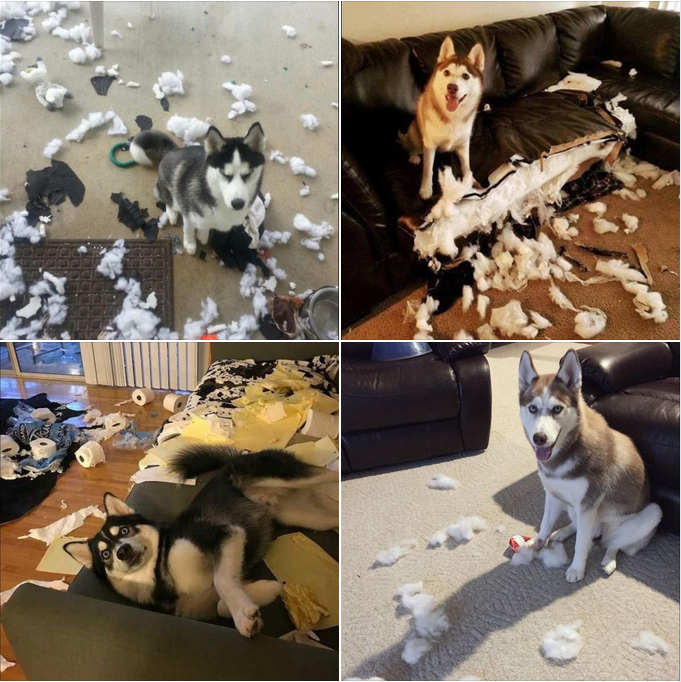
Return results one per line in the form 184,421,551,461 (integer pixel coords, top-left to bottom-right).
550,5,607,72
490,15,562,97
604,7,680,80
619,378,680,403
342,354,460,432
593,393,680,491
403,28,506,103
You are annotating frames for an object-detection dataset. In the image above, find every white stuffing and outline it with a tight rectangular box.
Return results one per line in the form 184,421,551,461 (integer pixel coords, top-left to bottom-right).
428,528,448,547
460,285,474,313
395,582,424,598
476,294,490,319
631,631,669,656
542,621,584,661
290,156,316,177
220,55,232,64
97,239,127,279
0,188,10,202
574,307,607,338
550,216,578,240
428,474,460,490
127,21,133,29
183,297,219,339
166,115,209,145
652,171,676,190
402,638,432,665
455,330,474,340
111,29,122,37
621,213,639,234
94,65,105,74
281,25,296,38
52,21,90,43
629,68,637,77
106,63,119,77
593,217,619,234
156,70,184,97
125,81,139,88
447,515,487,543
107,114,127,136
494,524,505,533
545,71,601,93
223,81,256,119
65,110,117,142
596,258,647,284
293,213,335,253
605,93,636,138
584,201,607,215
538,542,569,568
321,60,333,67
259,230,291,249
414,295,438,340
601,59,622,67
489,299,528,338
300,185,310,197
270,150,288,164
16,295,41,319
112,277,160,339
78,245,87,253
301,113,319,130
375,538,416,567
510,544,535,566
42,138,62,158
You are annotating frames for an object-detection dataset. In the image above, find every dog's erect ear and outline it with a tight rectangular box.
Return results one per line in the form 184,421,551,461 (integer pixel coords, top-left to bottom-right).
438,36,456,64
243,122,265,155
556,349,582,391
519,351,539,393
64,540,93,569
103,492,134,518
204,126,225,155
468,43,485,73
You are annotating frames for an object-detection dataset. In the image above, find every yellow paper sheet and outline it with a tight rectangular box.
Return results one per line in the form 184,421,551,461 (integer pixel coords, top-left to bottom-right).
181,416,233,445
263,532,338,630
259,402,287,423
231,414,302,452
36,535,88,575
286,437,338,467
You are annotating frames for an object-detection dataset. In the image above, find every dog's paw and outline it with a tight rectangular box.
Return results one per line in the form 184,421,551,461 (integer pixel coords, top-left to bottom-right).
184,241,197,255
419,186,433,200
166,211,178,226
197,230,210,245
409,155,421,165
601,556,617,576
532,537,545,551
234,606,263,638
565,565,585,583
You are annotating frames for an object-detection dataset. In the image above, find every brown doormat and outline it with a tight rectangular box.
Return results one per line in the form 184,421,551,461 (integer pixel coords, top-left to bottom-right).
1,239,174,339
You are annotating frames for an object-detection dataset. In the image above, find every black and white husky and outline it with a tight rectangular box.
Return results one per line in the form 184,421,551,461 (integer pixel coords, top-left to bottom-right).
519,349,662,583
64,446,338,637
130,123,265,256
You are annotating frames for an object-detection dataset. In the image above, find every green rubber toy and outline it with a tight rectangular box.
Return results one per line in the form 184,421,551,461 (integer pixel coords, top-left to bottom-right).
109,142,137,168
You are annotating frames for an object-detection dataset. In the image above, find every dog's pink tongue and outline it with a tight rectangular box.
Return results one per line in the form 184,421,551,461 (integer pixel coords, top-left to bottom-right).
536,446,552,461
445,95,460,112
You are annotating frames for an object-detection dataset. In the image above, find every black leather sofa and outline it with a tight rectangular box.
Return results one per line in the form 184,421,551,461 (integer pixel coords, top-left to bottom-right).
578,341,680,533
341,342,492,473
341,5,680,328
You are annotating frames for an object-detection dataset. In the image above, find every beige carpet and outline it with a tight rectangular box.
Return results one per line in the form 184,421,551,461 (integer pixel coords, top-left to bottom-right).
1,1,338,337
341,342,680,681
343,178,679,340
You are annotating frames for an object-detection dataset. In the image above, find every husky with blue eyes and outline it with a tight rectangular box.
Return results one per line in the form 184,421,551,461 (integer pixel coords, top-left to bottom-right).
518,349,662,583
130,122,265,256
64,446,338,637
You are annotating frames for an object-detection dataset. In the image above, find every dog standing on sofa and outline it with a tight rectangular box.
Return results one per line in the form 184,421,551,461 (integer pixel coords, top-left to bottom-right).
400,36,484,200
64,446,338,637
519,349,662,582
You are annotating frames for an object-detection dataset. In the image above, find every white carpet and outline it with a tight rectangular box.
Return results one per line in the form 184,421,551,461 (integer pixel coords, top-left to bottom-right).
341,342,679,681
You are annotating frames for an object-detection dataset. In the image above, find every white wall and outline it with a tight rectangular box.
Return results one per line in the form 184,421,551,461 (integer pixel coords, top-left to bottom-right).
342,0,652,42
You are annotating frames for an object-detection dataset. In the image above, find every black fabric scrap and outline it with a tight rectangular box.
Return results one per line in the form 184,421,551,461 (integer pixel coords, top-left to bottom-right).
111,192,159,242
160,97,170,112
575,242,629,259
211,223,269,275
559,169,623,212
1,18,29,41
259,314,287,339
135,114,153,131
24,160,85,226
558,246,588,272
90,75,116,96
426,261,474,315
199,250,207,261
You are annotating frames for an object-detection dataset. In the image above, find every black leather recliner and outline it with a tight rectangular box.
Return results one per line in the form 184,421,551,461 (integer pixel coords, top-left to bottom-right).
578,341,680,533
341,5,680,328
341,342,492,473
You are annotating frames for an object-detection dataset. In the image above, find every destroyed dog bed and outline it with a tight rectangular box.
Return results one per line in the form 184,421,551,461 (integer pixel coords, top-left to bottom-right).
0,239,174,339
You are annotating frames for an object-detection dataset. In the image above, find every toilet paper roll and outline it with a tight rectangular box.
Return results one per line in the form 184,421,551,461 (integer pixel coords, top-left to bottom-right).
163,393,188,413
132,388,155,406
76,441,106,468
31,408,56,423
300,410,339,440
0,435,19,457
30,438,57,460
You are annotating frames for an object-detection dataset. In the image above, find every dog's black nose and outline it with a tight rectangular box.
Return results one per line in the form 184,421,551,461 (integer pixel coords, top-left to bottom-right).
116,543,131,561
533,433,547,446
447,83,458,94
231,199,245,210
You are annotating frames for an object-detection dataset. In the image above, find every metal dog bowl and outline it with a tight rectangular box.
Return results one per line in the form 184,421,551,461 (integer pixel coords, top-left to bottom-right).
300,286,339,339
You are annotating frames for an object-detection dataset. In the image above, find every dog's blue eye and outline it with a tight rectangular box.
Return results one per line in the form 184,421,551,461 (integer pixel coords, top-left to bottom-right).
529,405,538,413
552,406,563,414
463,73,470,80
102,549,110,559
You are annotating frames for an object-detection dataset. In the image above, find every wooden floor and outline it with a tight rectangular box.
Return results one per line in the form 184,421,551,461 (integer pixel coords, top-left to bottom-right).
0,378,175,681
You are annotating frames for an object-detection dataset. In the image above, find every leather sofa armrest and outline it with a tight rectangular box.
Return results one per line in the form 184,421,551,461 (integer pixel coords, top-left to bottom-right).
3,585,338,681
577,342,673,402
431,342,492,364
342,143,389,232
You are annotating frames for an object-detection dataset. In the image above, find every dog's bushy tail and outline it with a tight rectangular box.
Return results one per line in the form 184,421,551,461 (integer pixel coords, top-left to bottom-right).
169,445,242,480
129,130,178,167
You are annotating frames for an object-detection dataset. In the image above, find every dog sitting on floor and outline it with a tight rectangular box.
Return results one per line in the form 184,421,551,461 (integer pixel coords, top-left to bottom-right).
519,349,662,582
64,446,338,637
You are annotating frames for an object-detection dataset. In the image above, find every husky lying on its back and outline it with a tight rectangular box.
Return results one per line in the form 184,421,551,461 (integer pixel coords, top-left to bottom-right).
519,349,662,582
130,123,265,256
64,447,338,637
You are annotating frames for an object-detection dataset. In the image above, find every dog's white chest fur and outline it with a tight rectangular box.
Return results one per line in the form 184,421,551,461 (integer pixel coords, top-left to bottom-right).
539,470,588,508
168,538,219,618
